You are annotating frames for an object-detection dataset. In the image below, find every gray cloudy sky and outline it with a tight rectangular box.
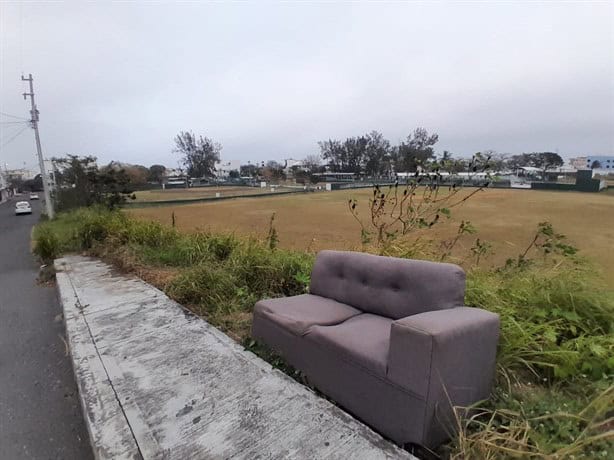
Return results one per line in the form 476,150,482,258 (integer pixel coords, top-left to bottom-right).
1,1,613,170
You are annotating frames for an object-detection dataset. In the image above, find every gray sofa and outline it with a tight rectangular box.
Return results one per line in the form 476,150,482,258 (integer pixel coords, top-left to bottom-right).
252,250,499,449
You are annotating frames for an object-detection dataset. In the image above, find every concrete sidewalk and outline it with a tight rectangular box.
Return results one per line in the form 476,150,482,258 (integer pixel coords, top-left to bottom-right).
56,256,415,459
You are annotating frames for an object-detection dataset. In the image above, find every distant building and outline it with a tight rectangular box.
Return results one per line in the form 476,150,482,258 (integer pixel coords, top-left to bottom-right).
569,157,588,170
164,168,183,178
283,158,305,173
5,168,35,182
214,160,241,179
159,168,188,188
585,155,614,172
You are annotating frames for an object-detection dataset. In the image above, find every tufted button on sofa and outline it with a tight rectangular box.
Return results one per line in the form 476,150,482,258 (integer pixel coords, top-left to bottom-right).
252,250,500,450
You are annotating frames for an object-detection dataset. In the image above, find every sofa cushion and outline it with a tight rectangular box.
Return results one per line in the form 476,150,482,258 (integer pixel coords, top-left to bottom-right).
306,314,392,376
254,294,361,336
310,250,466,319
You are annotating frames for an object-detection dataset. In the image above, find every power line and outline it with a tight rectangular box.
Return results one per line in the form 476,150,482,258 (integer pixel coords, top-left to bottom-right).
0,111,28,121
0,121,29,125
0,122,28,138
0,125,29,150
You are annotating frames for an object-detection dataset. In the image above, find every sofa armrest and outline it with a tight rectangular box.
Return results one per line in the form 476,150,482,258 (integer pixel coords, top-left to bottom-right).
387,307,499,402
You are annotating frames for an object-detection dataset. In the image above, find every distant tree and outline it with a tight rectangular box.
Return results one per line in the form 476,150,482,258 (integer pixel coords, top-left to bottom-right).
7,176,24,192
319,131,392,176
342,135,369,174
529,152,564,176
440,150,453,162
123,165,149,186
266,160,283,170
363,131,392,177
174,131,221,178
448,158,469,173
319,139,348,172
293,169,308,184
319,128,439,175
591,160,602,169
228,169,240,179
463,150,506,174
488,152,508,172
393,128,439,172
262,161,286,182
23,174,43,191
52,155,134,211
302,154,321,173
54,155,98,187
148,164,166,183
438,150,455,172
506,153,532,170
240,164,258,177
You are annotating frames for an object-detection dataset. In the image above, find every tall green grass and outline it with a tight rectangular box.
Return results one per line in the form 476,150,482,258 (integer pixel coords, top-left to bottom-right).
33,207,613,457
467,263,614,382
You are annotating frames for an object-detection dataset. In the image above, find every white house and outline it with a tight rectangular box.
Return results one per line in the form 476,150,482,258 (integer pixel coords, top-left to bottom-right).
214,160,241,178
283,158,304,171
164,168,184,178
5,168,35,181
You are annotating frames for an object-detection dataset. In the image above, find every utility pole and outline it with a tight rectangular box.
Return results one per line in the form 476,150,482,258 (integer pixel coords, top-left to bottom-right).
22,73,54,218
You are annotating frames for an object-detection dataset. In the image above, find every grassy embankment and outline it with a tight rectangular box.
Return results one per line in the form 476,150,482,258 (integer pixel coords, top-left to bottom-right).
34,203,613,458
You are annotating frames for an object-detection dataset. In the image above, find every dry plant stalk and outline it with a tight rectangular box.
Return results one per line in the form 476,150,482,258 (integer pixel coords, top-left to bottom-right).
349,157,492,247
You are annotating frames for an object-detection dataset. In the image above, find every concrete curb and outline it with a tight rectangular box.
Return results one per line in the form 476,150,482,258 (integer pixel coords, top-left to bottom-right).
56,255,415,460
55,259,142,460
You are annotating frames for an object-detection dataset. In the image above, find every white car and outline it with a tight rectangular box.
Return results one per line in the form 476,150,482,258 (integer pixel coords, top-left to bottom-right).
30,193,39,200
15,201,32,215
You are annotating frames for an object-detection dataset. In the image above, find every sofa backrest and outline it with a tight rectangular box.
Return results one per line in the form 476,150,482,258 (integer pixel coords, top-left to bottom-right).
309,250,465,319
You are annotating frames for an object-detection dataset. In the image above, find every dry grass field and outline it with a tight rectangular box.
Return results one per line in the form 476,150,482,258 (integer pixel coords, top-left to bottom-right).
133,186,282,202
128,188,614,283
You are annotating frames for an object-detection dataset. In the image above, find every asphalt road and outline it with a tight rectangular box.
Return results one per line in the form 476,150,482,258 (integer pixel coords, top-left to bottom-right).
0,198,92,459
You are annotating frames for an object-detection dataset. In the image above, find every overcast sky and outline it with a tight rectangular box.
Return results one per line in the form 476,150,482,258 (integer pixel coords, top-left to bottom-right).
1,1,613,170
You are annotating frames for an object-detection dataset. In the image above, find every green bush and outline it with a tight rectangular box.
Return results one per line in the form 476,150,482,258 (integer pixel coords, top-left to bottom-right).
123,220,179,248
228,243,313,298
77,218,109,249
448,384,614,458
166,264,240,315
206,233,238,261
467,262,614,381
135,231,238,267
33,227,60,263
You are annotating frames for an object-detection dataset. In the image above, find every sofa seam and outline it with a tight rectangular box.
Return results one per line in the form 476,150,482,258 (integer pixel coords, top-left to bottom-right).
256,306,362,337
